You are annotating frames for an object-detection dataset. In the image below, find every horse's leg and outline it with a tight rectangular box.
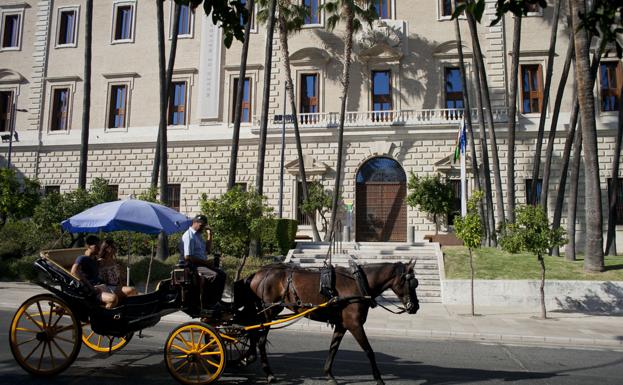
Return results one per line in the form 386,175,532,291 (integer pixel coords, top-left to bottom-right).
257,327,276,383
324,324,346,385
349,326,384,385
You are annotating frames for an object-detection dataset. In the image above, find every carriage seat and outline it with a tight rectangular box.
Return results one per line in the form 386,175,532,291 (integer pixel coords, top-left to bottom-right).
41,248,84,271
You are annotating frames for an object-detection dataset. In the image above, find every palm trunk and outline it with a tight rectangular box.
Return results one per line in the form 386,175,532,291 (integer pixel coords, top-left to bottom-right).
466,12,505,228
78,0,93,190
570,0,604,272
506,15,521,223
538,254,546,319
466,14,496,245
278,14,321,242
469,247,475,316
255,0,277,195
605,86,623,255
566,125,582,261
156,0,168,260
455,18,487,240
326,8,354,242
530,0,561,207
228,0,255,190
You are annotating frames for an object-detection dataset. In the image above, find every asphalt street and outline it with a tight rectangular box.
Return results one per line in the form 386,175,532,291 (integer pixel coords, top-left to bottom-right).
1,309,622,384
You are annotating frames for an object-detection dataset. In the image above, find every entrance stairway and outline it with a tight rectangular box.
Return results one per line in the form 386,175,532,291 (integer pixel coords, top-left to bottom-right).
285,241,442,303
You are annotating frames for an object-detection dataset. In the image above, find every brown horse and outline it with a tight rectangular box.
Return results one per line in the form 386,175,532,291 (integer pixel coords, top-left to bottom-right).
244,260,419,385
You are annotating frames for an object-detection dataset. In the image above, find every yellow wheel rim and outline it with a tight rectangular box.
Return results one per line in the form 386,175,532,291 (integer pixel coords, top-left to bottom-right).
9,294,81,376
81,323,130,353
165,323,225,385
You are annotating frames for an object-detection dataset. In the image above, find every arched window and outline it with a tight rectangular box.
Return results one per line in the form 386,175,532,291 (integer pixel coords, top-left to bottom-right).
356,157,406,184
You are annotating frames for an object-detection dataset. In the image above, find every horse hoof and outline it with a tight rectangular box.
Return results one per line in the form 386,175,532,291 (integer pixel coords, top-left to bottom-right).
327,379,338,385
376,381,385,385
267,375,277,384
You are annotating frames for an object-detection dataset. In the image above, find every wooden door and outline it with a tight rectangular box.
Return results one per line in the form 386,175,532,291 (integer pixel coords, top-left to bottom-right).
356,181,407,242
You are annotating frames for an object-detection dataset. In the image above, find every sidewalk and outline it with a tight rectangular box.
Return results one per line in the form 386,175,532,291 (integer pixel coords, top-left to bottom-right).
1,282,621,350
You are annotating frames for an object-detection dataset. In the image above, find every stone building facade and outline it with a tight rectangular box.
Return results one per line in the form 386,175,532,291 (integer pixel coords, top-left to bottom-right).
0,0,621,247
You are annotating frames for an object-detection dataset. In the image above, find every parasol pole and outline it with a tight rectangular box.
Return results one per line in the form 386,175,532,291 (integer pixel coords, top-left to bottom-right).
127,235,131,286
145,239,155,293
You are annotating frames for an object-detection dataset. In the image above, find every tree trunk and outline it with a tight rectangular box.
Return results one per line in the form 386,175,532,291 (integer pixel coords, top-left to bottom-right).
538,254,546,319
530,0,561,206
228,0,255,190
255,0,277,195
570,0,604,272
469,247,475,316
455,18,487,240
466,12,505,228
235,254,249,282
326,8,354,242
605,85,623,255
566,126,582,261
541,30,572,212
506,15,521,223
278,14,321,242
78,0,93,190
465,14,496,245
156,0,168,260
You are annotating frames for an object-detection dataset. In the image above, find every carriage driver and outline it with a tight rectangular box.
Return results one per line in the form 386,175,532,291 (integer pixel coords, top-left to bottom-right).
180,214,226,311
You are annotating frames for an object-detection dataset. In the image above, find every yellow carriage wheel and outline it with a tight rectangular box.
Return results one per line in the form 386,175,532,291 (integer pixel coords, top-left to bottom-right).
9,294,82,377
81,323,133,353
164,322,226,385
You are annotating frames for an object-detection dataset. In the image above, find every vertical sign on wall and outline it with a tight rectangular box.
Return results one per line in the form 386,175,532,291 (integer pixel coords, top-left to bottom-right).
198,15,222,120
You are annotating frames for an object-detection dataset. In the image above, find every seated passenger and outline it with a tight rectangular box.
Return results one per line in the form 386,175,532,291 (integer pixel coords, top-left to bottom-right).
180,215,226,311
98,238,137,299
70,235,118,309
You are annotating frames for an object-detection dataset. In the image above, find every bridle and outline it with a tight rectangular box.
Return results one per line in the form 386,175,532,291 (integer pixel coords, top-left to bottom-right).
377,264,419,315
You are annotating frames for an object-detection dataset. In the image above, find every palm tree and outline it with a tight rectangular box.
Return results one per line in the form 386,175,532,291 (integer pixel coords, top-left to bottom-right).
265,0,322,241
605,89,623,255
465,9,505,228
323,0,376,242
528,0,562,207
566,125,582,261
255,0,277,195
506,14,521,223
78,0,93,190
228,0,255,190
540,29,572,212
454,17,488,240
570,0,604,272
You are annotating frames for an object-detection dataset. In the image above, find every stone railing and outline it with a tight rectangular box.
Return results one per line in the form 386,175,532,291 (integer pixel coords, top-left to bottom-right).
268,108,509,130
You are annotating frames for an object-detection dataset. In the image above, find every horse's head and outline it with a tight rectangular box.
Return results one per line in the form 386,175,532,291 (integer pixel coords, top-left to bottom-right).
391,260,419,314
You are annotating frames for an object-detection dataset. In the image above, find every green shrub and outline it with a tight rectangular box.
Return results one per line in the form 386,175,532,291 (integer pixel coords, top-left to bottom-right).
4,255,40,281
0,219,59,260
0,168,40,226
129,255,178,283
275,219,297,255
407,173,453,235
220,255,273,285
499,223,523,254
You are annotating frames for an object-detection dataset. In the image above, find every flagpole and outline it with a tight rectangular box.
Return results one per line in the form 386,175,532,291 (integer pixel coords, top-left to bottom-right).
460,120,467,217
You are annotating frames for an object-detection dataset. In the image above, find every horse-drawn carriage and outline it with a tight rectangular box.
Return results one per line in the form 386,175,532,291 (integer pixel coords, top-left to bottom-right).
8,199,421,385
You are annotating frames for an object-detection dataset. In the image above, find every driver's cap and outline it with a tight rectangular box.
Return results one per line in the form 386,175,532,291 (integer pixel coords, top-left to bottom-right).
192,214,208,224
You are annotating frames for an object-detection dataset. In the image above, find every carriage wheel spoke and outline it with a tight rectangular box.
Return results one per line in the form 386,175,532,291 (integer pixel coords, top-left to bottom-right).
204,357,221,368
197,338,215,353
198,357,214,376
54,335,75,344
47,306,55,329
198,330,205,348
24,340,43,361
51,339,69,359
85,331,95,341
194,361,201,383
171,344,191,354
24,312,44,330
173,357,190,372
16,327,40,334
17,336,38,346
37,341,46,370
189,329,195,350
50,311,64,329
199,351,222,356
35,302,47,329
175,334,192,351
56,325,77,334
47,340,56,368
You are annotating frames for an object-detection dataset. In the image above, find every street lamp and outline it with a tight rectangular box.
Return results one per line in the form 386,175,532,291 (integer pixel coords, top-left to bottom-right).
5,103,26,169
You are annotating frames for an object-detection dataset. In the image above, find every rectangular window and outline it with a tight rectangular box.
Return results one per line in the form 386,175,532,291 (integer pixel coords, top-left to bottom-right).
372,70,392,121
526,3,540,13
608,178,623,225
166,184,181,211
521,64,543,114
44,185,61,195
2,13,21,49
525,179,543,206
375,0,391,19
300,73,319,115
108,85,128,128
168,81,187,125
296,181,313,226
303,0,321,25
0,90,13,133
440,0,464,17
177,4,191,36
108,184,119,200
600,62,622,112
114,4,134,41
445,67,464,109
51,88,70,131
57,9,77,46
239,0,255,29
232,77,252,123
448,179,462,226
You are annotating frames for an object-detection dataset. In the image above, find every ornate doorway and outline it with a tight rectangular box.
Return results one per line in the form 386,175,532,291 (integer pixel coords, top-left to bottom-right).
355,157,407,242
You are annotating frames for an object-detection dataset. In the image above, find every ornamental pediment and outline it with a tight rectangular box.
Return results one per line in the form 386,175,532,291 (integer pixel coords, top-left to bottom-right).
0,69,26,84
289,47,330,66
434,154,473,174
359,43,403,63
285,155,329,176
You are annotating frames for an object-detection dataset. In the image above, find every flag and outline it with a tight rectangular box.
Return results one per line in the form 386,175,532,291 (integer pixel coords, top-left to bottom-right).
453,120,467,162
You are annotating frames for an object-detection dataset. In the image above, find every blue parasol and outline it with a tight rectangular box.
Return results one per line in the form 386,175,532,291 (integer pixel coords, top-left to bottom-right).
61,198,191,235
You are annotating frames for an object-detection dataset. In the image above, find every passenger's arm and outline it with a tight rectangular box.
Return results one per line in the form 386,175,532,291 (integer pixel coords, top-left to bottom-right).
70,263,95,291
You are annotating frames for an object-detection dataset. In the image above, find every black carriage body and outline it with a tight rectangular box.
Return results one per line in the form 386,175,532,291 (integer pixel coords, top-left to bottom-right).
33,257,181,337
